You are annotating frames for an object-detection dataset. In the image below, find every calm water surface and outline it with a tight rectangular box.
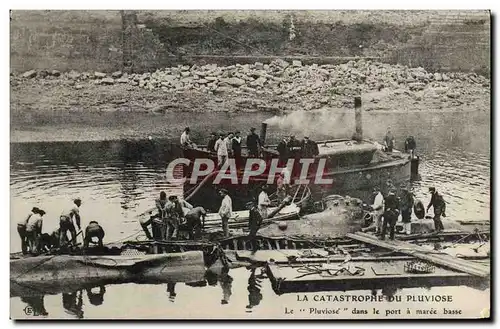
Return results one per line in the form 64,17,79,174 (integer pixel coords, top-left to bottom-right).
10,110,490,319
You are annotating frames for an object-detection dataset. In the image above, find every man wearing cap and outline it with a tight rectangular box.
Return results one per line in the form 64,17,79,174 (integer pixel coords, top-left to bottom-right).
218,189,232,237
180,127,194,149
207,132,218,153
301,136,319,158
277,136,290,164
25,208,45,254
17,207,39,254
257,185,271,220
246,128,262,158
370,187,385,234
247,201,263,253
381,189,400,241
399,184,415,235
426,187,446,232
59,198,82,247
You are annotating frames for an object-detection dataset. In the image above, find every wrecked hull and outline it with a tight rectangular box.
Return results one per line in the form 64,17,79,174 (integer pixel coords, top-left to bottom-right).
10,251,206,298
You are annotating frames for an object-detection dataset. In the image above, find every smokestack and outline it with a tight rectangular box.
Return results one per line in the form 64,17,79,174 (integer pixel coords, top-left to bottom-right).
260,122,268,145
354,96,363,142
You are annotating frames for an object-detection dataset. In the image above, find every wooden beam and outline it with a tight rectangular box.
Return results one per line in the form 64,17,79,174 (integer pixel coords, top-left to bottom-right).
346,232,490,277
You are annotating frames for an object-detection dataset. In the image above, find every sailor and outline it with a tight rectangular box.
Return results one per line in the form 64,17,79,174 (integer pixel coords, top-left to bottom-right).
218,189,232,237
381,188,400,241
180,127,194,149
17,207,39,254
384,127,395,152
301,136,319,158
247,201,263,253
84,221,105,248
277,136,289,164
25,208,45,254
426,187,446,232
371,187,385,234
184,206,207,240
232,131,242,160
399,183,415,235
207,132,218,153
214,133,228,167
224,132,234,157
257,185,271,220
59,198,82,247
246,127,262,158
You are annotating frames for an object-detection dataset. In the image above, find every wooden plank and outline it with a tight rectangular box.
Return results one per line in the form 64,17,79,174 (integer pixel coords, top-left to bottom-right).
346,232,490,277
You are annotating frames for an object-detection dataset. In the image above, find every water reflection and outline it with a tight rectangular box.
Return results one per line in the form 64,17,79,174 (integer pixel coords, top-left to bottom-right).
246,266,264,312
219,268,233,305
167,282,177,302
87,286,106,306
62,290,84,319
20,295,49,317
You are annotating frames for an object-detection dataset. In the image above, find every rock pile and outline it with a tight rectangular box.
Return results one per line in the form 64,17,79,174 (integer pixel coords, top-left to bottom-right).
12,59,490,112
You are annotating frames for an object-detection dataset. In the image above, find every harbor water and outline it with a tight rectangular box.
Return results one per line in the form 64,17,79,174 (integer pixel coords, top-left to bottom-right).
10,109,490,318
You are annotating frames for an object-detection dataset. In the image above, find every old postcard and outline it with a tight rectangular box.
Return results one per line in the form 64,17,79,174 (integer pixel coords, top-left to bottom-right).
10,9,490,319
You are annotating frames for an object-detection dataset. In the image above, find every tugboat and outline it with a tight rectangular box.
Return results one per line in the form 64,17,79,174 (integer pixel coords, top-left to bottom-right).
181,96,418,210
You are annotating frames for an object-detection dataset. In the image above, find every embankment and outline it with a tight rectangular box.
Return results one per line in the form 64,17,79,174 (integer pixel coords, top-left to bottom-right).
10,10,490,74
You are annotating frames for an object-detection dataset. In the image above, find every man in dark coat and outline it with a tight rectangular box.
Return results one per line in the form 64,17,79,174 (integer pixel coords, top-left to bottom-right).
207,132,217,153
426,187,446,232
399,184,414,235
277,136,289,164
232,131,242,159
381,188,400,240
247,201,263,253
301,136,319,158
246,127,261,157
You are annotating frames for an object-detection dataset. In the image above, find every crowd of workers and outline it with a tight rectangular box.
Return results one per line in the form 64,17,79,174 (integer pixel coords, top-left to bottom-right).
370,183,447,241
16,198,105,255
181,126,320,167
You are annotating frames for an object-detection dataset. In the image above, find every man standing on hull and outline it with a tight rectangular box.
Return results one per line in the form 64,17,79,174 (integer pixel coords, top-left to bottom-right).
426,187,446,232
247,201,263,253
399,183,415,235
381,189,399,241
59,198,82,247
18,207,39,254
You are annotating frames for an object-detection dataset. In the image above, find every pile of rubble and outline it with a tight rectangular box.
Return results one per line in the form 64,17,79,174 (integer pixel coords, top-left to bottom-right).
12,59,490,112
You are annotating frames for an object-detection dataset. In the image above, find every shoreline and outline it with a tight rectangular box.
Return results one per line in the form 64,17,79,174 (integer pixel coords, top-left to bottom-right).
11,60,490,143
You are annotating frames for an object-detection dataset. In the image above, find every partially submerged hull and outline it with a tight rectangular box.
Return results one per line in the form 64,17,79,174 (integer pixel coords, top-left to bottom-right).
10,251,206,298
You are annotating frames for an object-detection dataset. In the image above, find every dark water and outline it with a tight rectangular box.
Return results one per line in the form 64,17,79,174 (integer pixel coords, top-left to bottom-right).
10,110,490,319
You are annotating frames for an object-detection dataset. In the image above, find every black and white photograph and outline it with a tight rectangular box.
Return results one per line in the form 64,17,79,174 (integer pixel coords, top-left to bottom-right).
8,9,491,319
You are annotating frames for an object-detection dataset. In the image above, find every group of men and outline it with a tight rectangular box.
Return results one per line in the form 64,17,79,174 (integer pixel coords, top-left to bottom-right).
206,127,263,166
141,192,207,241
17,198,106,255
370,183,446,240
277,135,319,162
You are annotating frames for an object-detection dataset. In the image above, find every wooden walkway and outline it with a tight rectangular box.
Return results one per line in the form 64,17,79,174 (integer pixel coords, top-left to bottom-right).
346,232,490,278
